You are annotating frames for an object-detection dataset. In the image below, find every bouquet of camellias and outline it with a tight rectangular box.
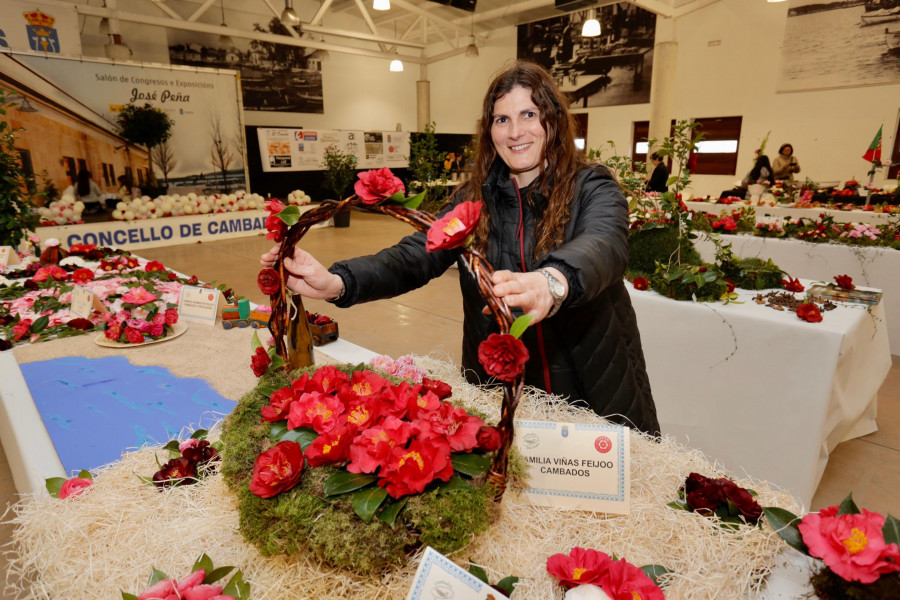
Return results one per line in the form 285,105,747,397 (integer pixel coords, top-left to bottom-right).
764,493,900,599
547,547,668,600
101,285,179,344
121,554,249,600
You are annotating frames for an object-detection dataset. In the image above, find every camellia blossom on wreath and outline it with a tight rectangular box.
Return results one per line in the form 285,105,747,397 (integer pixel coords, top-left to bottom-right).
546,547,668,600
45,470,93,499
121,553,250,600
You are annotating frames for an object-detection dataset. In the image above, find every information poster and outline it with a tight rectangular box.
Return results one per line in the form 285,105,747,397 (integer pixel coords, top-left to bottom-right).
514,420,630,514
257,127,409,172
178,286,221,325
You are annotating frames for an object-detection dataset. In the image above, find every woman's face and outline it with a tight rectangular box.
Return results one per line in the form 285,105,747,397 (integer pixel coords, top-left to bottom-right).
781,146,793,157
490,86,546,187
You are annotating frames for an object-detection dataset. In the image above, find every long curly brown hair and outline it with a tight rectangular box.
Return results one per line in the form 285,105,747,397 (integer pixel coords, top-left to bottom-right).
464,61,586,259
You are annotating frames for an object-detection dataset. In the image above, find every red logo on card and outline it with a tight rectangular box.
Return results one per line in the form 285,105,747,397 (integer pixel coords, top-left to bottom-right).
208,294,214,301
594,436,612,453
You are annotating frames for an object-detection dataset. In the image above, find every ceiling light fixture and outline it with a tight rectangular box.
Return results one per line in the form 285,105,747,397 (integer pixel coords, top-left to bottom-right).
9,95,38,113
280,0,300,27
219,0,234,48
99,0,109,34
581,8,601,37
767,0,788,3
373,0,390,10
104,33,132,60
465,12,478,57
389,49,403,71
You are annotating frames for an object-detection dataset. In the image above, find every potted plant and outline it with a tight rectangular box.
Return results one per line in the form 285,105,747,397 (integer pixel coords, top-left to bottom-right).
0,91,40,249
322,144,357,227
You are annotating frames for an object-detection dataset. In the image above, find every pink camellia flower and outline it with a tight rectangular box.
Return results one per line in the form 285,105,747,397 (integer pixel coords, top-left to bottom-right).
137,578,178,600
425,201,483,252
354,167,405,204
58,476,92,499
33,266,68,282
149,324,165,337
179,438,201,453
597,559,665,600
798,505,900,584
122,287,159,305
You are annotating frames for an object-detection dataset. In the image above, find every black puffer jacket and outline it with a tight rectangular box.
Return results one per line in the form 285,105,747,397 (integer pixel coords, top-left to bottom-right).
330,160,659,435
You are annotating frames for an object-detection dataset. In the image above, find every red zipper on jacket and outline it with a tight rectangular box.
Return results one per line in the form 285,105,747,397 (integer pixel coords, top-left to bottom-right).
514,181,553,394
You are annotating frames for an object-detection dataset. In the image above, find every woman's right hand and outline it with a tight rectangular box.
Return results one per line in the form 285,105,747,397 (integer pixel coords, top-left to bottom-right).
260,245,344,300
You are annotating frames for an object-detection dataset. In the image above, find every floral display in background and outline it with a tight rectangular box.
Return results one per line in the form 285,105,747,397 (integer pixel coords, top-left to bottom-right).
546,547,668,600
122,553,250,600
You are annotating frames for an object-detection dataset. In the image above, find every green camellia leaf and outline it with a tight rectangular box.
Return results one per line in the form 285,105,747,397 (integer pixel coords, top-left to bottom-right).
385,191,406,204
438,475,471,493
122,593,139,600
256,384,279,398
276,205,301,227
324,471,377,498
667,500,689,512
30,314,50,333
77,470,93,480
763,507,809,555
204,565,236,585
192,553,214,574
451,453,490,477
496,576,520,596
468,563,489,584
666,175,678,187
399,191,425,210
147,567,169,586
251,330,262,350
268,421,288,440
640,565,672,586
376,496,408,527
838,492,860,516
222,570,251,600
269,354,286,371
279,427,317,450
351,485,388,523
509,314,533,340
162,440,181,453
190,429,208,440
883,514,900,546
45,477,66,498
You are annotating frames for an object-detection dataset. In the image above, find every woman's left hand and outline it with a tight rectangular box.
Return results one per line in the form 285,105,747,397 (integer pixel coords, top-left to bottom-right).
490,268,568,323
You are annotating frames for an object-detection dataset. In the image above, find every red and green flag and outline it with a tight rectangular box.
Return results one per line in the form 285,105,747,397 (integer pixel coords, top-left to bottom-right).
862,125,882,163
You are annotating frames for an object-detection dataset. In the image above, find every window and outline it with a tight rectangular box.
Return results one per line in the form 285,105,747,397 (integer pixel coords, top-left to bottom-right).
17,149,36,193
632,117,743,175
631,120,674,167
63,156,77,184
137,169,145,186
101,163,111,187
77,158,87,174
108,164,116,186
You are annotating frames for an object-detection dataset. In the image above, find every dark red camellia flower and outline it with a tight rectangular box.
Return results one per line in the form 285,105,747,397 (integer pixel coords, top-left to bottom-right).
796,302,823,323
683,472,762,524
477,333,529,382
180,439,219,468
421,377,452,400
251,346,271,377
187,275,199,285
425,201,483,252
833,274,854,290
167,272,178,281
632,277,649,291
257,268,281,295
249,440,305,498
152,457,197,488
23,279,38,291
354,167,405,204
476,425,503,452
782,276,805,293
66,318,94,331
725,278,736,294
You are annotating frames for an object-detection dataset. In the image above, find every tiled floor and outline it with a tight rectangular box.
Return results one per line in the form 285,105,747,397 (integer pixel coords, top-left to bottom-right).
1,211,898,596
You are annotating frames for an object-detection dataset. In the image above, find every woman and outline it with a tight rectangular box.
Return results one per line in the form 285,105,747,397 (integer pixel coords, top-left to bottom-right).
263,61,659,435
63,169,103,214
743,154,774,188
772,143,800,181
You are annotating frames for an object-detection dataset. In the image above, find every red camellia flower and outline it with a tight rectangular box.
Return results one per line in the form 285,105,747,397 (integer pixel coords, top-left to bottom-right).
347,416,412,474
13,319,33,341
265,214,286,242
425,201,483,252
477,333,529,382
546,547,614,589
144,260,165,272
416,401,483,452
58,476,92,499
421,377,452,400
287,391,345,433
250,347,271,377
165,308,179,326
349,369,389,399
782,276,805,293
598,559,665,600
248,440,304,498
261,387,295,423
476,425,503,452
725,278,736,294
71,268,95,284
152,457,196,488
304,420,356,467
66,318,94,331
798,505,900,584
124,327,145,344
309,365,349,393
834,274,854,290
632,277,649,291
682,472,762,523
379,437,454,499
33,266,68,282
796,302,823,323
354,167,405,204
257,267,281,295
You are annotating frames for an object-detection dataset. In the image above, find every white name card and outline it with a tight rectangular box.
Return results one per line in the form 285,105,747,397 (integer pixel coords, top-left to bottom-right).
513,420,630,514
70,286,106,318
178,286,221,325
0,246,20,268
405,547,508,600
756,215,784,228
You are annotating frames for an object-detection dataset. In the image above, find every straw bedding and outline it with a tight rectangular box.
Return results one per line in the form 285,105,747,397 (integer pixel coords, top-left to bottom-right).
4,356,801,600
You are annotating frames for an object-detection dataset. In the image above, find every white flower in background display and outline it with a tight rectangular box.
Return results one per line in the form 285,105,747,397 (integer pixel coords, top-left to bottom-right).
287,190,311,206
60,256,87,268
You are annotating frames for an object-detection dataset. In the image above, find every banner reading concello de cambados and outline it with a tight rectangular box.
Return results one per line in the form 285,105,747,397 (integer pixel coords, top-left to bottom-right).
32,208,322,251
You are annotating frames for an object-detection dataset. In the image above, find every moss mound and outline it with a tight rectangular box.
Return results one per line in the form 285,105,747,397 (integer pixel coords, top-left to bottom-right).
719,256,783,290
220,366,495,575
810,566,900,600
628,224,701,276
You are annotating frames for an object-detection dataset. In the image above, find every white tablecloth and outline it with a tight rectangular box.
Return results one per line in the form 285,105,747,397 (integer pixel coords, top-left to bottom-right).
686,201,897,224
693,235,900,354
629,281,891,507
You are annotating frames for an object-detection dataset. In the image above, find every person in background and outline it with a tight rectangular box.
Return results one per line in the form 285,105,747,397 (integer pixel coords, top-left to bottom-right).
743,154,774,188
645,152,669,194
63,169,103,214
261,61,659,436
117,174,141,201
772,143,801,181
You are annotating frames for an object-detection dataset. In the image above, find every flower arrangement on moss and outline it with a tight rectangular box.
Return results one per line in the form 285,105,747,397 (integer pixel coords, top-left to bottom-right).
546,547,669,599
121,553,250,600
764,494,900,599
101,285,179,344
45,470,93,499
668,472,763,527
139,430,222,489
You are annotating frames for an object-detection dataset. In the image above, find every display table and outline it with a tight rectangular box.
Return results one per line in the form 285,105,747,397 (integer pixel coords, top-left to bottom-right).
629,280,891,506
693,235,900,354
686,200,898,224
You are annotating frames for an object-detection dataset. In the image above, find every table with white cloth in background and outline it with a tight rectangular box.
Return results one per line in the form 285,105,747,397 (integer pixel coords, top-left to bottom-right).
693,235,900,354
629,281,891,507
685,201,898,225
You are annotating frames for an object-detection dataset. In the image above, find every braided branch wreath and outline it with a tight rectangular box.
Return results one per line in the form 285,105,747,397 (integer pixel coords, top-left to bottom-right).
256,168,532,500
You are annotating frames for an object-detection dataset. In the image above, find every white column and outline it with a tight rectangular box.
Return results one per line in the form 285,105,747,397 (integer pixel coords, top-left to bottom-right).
416,80,430,131
648,17,677,161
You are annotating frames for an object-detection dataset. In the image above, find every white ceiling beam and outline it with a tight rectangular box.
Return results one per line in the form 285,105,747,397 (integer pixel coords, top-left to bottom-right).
140,0,185,21
310,0,335,26
391,0,469,37
626,0,675,18
673,0,721,18
302,24,425,48
351,0,382,35
186,0,217,22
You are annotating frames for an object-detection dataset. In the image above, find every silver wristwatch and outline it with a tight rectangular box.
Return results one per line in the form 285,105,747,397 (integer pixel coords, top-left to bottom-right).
537,268,566,317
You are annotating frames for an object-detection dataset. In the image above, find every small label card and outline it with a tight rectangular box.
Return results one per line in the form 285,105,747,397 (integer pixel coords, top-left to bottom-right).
755,214,784,229
70,286,107,318
405,547,508,600
513,420,630,514
0,246,20,268
178,286,221,325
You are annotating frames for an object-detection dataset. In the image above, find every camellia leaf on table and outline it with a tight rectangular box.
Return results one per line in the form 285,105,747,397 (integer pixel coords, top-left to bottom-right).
29,314,49,333
121,593,138,600
468,563,489,584
376,496,408,527
323,471,377,498
251,330,263,350
352,485,388,522
256,384,279,398
44,477,66,497
763,506,809,555
495,576,520,596
204,565,237,585
438,474,471,493
451,453,490,477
